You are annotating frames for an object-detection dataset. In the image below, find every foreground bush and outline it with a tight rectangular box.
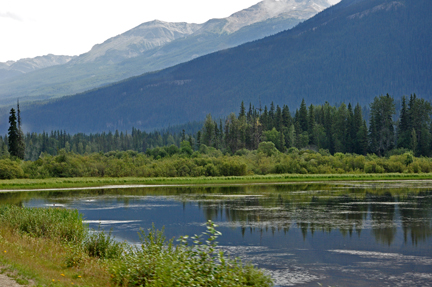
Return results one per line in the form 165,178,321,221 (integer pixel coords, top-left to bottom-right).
110,221,273,287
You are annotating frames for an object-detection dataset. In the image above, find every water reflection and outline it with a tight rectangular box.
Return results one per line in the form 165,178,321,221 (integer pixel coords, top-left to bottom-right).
1,183,431,247
190,188,432,246
1,182,432,286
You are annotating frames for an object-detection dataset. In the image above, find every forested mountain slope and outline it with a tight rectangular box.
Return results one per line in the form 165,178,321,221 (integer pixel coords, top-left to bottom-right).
0,0,332,106
13,0,432,133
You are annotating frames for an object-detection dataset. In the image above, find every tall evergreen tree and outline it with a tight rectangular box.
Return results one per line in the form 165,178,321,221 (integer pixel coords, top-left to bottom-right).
16,100,26,159
8,108,19,158
397,96,411,148
353,104,364,154
202,114,215,146
275,105,283,131
269,102,275,129
299,99,308,132
281,105,292,128
308,104,315,145
333,103,348,153
239,101,246,119
368,94,395,156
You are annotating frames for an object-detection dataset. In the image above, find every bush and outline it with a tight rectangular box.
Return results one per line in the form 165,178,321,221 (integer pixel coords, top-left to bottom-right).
0,159,24,179
218,158,247,176
364,161,385,173
84,227,125,260
109,221,273,287
257,142,278,157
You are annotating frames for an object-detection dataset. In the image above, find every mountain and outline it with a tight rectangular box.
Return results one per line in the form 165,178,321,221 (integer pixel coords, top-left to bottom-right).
0,54,75,82
0,0,334,106
10,0,432,134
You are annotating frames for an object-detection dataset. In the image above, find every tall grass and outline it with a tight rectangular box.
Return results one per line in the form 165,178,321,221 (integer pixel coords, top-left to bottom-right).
0,205,273,286
0,205,86,242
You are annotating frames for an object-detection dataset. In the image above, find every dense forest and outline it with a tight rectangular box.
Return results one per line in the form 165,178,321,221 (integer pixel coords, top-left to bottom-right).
2,94,430,160
1,94,432,179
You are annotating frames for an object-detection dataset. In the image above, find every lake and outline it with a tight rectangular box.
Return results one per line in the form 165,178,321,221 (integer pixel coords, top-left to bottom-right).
1,180,432,286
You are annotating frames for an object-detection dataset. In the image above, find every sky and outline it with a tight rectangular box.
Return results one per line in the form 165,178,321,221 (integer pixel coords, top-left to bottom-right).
0,0,340,63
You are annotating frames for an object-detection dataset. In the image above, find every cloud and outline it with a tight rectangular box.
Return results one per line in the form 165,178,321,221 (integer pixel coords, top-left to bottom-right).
0,12,23,21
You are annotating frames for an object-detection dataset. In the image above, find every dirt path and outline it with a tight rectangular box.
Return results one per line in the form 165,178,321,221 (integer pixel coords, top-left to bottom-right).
0,273,24,286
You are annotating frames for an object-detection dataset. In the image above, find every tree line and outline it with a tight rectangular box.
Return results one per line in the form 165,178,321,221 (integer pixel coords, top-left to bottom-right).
201,94,431,157
2,94,431,162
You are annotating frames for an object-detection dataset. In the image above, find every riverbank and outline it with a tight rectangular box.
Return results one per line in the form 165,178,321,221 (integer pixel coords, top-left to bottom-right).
1,173,432,191
0,206,272,287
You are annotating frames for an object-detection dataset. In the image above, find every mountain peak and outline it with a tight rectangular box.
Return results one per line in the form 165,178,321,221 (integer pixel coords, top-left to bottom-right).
72,0,336,63
220,0,335,33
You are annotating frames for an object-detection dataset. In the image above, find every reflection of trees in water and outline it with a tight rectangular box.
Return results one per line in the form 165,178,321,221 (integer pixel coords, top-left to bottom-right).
369,192,397,246
399,191,432,245
1,184,431,246
196,189,432,246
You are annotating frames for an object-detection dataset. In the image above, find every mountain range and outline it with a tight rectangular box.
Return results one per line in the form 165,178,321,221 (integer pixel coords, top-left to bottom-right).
12,0,431,134
0,0,333,106
0,55,75,82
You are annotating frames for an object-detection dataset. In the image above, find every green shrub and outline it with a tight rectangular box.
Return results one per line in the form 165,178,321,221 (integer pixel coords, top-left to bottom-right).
84,227,125,260
109,221,272,287
364,161,385,173
257,142,278,157
205,163,219,176
218,158,247,176
0,159,24,179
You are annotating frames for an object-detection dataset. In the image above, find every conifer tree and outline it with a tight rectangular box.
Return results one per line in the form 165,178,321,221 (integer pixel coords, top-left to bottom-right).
410,128,417,155
269,102,275,129
203,114,215,146
308,104,315,145
353,104,364,154
239,101,246,119
275,105,283,131
397,96,411,148
357,120,368,155
282,105,292,128
299,99,308,132
16,100,26,159
368,94,395,156
8,108,19,158
346,103,354,153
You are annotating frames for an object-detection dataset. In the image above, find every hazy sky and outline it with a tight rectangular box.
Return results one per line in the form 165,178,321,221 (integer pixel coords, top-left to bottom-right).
1,0,340,62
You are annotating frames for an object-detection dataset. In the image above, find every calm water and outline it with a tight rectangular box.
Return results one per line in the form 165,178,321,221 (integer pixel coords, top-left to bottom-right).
2,181,432,286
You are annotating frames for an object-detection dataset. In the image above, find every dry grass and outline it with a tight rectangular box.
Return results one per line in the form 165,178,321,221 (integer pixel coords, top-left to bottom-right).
0,227,111,286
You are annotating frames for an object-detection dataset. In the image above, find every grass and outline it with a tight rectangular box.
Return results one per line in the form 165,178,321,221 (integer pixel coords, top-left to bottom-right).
0,206,272,286
0,227,111,286
1,173,432,190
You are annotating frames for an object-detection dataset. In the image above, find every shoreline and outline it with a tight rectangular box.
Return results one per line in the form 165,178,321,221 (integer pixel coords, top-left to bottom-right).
1,173,432,191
